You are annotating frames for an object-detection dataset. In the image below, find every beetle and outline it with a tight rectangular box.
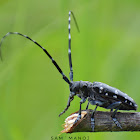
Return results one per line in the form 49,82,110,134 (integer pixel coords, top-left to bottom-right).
0,11,137,131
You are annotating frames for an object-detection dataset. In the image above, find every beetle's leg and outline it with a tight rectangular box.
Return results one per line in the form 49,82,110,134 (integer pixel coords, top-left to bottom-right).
86,102,89,110
111,107,122,129
59,92,75,117
59,96,71,117
106,101,121,110
74,97,87,124
107,101,122,129
88,98,104,131
91,105,98,131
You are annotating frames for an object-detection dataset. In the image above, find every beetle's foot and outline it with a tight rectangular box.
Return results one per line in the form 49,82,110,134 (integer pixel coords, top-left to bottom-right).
74,114,81,124
91,117,95,131
112,117,122,129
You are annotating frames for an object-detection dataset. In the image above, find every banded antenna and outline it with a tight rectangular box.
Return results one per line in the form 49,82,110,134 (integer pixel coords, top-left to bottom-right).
0,32,71,84
68,11,80,81
58,11,80,116
0,11,79,85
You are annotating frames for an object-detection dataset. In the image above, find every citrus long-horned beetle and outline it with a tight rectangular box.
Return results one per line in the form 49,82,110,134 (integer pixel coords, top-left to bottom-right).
0,11,137,131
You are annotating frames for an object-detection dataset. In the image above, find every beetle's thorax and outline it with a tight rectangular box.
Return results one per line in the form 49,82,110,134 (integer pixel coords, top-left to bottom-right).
70,81,93,94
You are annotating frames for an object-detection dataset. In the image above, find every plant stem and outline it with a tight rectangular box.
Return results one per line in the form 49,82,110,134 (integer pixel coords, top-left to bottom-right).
61,109,140,133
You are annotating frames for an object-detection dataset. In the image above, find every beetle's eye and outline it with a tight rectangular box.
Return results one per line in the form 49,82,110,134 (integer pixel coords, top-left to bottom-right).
83,85,87,88
93,86,99,93
80,85,87,91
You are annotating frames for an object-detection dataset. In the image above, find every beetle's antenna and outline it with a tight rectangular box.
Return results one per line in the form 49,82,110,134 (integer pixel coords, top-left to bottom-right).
68,11,80,81
0,32,71,85
59,11,80,116
71,11,80,32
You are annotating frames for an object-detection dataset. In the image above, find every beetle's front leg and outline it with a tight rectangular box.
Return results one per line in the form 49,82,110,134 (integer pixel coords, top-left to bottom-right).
86,102,89,110
59,92,75,117
74,97,87,124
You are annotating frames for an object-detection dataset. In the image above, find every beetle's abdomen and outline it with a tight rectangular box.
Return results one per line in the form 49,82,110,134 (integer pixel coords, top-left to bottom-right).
93,82,137,110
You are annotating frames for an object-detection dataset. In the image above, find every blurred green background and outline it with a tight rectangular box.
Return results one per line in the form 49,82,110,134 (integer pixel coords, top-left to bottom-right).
0,0,140,140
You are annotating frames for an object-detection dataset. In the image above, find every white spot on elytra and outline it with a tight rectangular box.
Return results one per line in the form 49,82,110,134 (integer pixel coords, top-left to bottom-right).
113,95,117,98
115,90,118,94
105,93,108,96
99,87,103,93
125,100,127,103
130,102,132,105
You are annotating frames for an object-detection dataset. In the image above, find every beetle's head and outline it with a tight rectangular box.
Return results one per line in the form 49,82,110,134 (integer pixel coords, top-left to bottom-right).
69,81,88,97
70,81,80,93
